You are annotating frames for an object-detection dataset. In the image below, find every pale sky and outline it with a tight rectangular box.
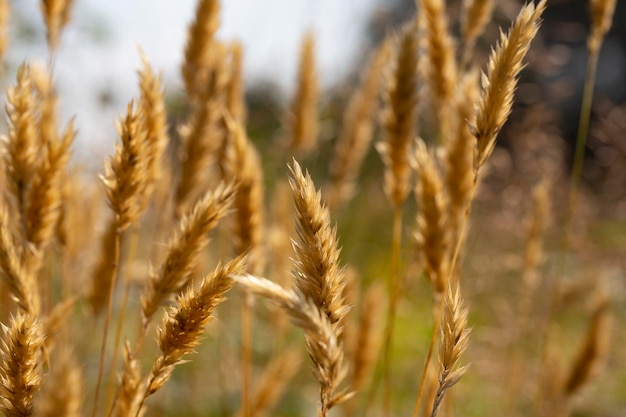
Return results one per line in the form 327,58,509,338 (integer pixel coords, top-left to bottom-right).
7,0,385,158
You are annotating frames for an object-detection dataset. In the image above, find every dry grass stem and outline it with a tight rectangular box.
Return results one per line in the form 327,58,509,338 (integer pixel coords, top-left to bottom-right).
0,313,44,417
377,24,418,209
472,0,546,173
430,285,470,417
232,274,353,417
142,182,236,324
289,160,349,324
327,40,391,207
288,32,319,155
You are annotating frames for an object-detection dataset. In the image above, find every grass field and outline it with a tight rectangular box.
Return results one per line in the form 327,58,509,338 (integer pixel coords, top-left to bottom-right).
0,0,623,416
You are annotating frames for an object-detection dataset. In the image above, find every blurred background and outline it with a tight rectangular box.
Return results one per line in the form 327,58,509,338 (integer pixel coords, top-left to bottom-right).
8,0,625,178
3,1,626,416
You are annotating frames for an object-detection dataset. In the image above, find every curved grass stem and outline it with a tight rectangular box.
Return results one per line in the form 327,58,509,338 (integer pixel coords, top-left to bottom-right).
92,225,123,417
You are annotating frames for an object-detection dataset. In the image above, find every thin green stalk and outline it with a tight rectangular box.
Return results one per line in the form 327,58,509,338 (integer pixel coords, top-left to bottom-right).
382,207,403,417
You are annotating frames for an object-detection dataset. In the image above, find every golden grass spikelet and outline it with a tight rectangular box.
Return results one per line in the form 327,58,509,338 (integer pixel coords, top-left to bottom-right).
145,256,246,398
563,293,612,396
327,39,391,207
419,0,458,130
414,140,449,296
289,160,349,324
223,116,265,274
24,119,73,254
4,64,39,218
142,182,236,324
0,0,9,60
182,0,221,99
35,347,82,417
588,0,617,54
472,0,546,173
431,284,470,417
377,24,418,209
288,31,319,155
102,100,150,232
461,0,495,56
0,313,44,417
0,210,39,314
112,342,145,417
444,71,479,247
232,274,352,417
40,0,74,51
137,54,169,209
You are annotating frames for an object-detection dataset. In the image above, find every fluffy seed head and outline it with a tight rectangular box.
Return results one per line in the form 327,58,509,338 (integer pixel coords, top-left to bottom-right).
431,285,470,417
377,23,419,208
289,160,349,324
0,313,45,417
472,0,546,173
142,182,236,323
101,100,150,232
147,256,246,396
